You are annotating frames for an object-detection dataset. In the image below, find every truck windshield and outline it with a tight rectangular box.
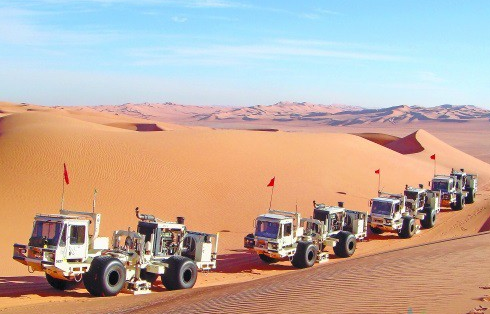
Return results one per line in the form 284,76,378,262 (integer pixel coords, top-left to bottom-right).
255,220,280,238
29,221,63,247
371,201,392,216
432,181,448,192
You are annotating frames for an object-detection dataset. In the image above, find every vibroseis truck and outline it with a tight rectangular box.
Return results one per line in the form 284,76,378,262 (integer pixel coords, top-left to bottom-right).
13,207,218,296
244,201,367,268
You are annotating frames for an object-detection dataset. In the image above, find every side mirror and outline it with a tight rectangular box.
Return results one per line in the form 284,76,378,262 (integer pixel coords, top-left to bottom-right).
368,200,373,207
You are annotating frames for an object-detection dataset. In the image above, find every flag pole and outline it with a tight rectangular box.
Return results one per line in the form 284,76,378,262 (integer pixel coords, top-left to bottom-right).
378,173,381,193
61,173,65,211
433,158,436,177
269,185,274,210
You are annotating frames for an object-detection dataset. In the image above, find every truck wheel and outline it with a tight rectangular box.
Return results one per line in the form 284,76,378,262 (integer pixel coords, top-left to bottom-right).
399,216,416,238
333,231,356,258
45,273,75,290
369,225,384,235
161,256,198,290
452,193,465,211
83,256,107,296
421,209,436,229
84,256,125,297
98,257,125,296
291,241,317,269
465,188,475,204
258,254,280,264
243,233,255,249
140,269,159,284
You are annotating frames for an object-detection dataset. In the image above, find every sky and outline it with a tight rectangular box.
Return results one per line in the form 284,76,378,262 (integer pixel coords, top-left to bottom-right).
1,0,489,108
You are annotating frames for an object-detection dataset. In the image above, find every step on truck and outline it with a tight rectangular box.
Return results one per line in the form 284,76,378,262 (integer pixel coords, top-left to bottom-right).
244,201,367,269
368,185,440,238
13,207,218,296
431,168,477,210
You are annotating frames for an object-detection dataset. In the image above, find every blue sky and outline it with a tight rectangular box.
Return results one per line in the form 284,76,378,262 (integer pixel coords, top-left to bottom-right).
1,0,489,108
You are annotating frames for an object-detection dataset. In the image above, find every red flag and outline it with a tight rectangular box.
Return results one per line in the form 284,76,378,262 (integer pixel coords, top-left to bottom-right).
374,169,380,174
430,154,436,160
267,177,275,187
63,163,70,185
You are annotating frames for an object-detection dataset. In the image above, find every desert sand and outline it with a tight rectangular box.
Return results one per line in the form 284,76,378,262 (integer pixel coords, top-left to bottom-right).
1,101,489,313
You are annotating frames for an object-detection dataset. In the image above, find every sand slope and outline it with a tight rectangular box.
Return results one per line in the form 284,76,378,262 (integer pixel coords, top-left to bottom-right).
1,103,490,312
3,232,490,314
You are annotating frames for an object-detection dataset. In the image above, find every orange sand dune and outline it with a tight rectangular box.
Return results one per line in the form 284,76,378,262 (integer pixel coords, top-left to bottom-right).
1,104,490,312
384,130,425,154
3,232,490,314
353,132,400,146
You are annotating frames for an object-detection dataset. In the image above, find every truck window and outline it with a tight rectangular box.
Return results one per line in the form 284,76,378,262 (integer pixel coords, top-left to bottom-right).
283,223,292,237
70,225,86,245
59,225,67,247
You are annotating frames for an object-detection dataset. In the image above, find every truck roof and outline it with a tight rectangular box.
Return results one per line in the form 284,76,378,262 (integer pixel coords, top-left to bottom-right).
372,197,398,203
433,175,452,181
314,205,345,214
35,213,88,221
258,213,290,221
405,188,426,193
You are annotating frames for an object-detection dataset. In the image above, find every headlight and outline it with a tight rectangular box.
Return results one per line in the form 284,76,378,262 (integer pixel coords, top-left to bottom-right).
268,242,279,250
43,251,55,262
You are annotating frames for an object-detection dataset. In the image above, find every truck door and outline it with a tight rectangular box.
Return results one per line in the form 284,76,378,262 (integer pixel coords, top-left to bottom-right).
66,223,88,260
281,223,293,247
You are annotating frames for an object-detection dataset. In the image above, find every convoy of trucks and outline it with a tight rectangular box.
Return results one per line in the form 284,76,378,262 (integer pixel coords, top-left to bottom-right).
12,166,479,296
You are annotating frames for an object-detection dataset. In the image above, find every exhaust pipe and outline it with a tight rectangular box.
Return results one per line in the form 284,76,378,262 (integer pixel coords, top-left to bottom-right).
135,207,156,222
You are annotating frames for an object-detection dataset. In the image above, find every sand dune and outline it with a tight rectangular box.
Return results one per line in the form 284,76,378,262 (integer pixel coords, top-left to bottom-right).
1,102,490,312
83,102,490,127
352,132,400,146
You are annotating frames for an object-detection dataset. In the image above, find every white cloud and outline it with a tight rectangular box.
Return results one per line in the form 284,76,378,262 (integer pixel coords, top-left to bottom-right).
419,71,445,83
316,8,341,16
126,39,410,68
300,13,319,20
171,16,188,22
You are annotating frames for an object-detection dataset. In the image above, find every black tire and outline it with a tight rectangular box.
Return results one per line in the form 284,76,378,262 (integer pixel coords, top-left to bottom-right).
452,193,465,211
369,225,384,235
333,231,357,258
140,269,159,284
243,233,255,249
258,254,280,264
465,188,475,204
161,256,198,291
421,209,436,229
45,273,76,290
83,256,106,296
84,256,125,297
291,241,317,269
399,216,416,238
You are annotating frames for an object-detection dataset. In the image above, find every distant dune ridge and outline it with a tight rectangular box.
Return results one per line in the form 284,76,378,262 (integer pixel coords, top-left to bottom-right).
1,101,490,313
78,101,490,127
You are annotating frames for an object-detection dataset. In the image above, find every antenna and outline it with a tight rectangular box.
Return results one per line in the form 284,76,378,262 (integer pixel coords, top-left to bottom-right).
92,188,97,213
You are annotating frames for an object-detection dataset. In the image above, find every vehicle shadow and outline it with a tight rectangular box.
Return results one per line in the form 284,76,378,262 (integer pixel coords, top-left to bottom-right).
365,229,400,241
0,276,91,298
0,276,169,298
214,250,295,273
